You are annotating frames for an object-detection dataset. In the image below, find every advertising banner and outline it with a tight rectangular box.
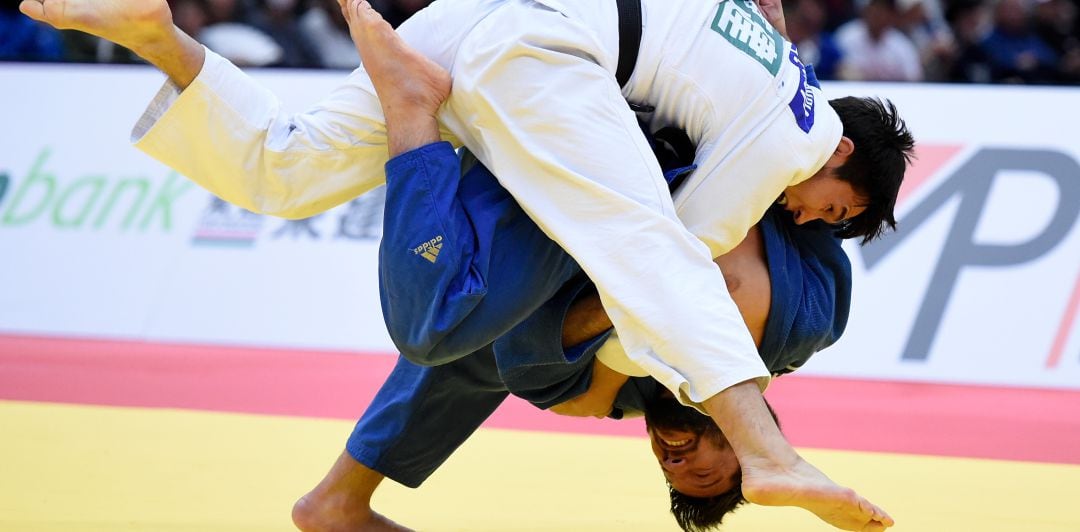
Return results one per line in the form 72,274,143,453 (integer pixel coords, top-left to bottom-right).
0,64,393,352
2,65,1078,389
813,83,1080,389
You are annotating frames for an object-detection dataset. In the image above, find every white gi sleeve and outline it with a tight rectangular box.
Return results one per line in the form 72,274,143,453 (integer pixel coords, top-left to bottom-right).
595,332,650,378
131,48,393,219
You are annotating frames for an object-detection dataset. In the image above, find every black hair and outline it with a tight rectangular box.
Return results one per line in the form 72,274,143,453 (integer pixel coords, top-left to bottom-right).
829,96,915,245
663,400,782,531
669,469,747,532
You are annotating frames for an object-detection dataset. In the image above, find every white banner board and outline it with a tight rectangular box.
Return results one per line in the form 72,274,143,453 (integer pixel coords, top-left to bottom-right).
2,64,1078,389
0,64,392,352
814,83,1080,389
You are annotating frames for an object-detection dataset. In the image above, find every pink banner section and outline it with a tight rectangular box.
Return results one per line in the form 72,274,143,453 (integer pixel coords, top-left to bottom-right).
893,143,965,207
2,334,1078,464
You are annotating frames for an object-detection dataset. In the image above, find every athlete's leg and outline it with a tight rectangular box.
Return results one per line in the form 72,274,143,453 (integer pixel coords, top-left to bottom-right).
338,0,448,158
294,352,510,531
292,452,409,532
345,0,580,364
380,147,582,365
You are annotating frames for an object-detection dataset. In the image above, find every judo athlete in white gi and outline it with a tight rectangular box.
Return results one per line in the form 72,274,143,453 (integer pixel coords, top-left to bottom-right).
19,0,913,529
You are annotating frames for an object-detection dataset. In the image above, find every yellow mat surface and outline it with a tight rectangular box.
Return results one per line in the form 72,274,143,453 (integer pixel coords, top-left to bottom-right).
3,400,1078,531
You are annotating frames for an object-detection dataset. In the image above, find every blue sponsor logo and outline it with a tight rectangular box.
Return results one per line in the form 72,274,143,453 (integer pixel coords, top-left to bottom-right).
787,47,816,134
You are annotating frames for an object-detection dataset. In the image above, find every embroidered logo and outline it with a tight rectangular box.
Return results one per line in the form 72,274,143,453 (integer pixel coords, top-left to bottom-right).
710,0,783,76
787,47,816,133
411,235,444,263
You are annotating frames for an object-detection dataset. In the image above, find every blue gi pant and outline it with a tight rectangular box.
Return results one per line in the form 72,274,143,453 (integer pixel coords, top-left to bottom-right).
348,276,620,487
379,142,582,367
355,142,609,486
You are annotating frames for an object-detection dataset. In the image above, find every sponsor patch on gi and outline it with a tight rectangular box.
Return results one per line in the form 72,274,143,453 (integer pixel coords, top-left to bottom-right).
787,47,816,133
710,0,783,76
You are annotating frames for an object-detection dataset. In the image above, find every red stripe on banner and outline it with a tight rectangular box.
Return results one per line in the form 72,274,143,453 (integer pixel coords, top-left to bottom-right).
895,144,965,207
1047,269,1080,368
2,334,1079,463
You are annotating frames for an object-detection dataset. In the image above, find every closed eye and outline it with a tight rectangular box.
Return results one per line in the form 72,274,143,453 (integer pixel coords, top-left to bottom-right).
826,205,849,225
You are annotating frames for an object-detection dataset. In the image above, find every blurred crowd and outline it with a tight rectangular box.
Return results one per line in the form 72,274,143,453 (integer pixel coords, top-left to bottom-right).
789,0,1080,83
0,0,429,69
2,0,1079,84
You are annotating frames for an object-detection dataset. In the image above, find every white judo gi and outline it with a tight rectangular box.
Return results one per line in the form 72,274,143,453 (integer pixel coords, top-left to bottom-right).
131,0,842,408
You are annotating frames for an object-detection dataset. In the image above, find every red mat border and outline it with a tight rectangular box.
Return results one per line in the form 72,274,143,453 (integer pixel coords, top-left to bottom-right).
2,333,1078,464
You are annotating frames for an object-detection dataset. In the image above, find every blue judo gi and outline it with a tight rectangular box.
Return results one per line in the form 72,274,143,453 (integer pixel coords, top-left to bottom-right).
349,131,851,487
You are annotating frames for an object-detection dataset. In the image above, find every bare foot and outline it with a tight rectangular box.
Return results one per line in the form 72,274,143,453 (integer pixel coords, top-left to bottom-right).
339,0,451,156
741,457,894,531
20,0,205,88
292,492,414,532
19,0,173,47
293,451,413,532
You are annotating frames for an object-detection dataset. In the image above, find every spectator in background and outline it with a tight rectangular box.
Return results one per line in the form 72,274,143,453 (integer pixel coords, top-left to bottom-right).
249,0,323,68
784,0,843,79
895,0,956,80
980,0,1059,83
945,0,994,83
299,0,361,69
198,0,284,66
205,0,253,24
835,0,925,81
1032,0,1077,52
1032,0,1080,82
171,0,211,39
0,0,63,61
820,0,858,31
371,0,433,28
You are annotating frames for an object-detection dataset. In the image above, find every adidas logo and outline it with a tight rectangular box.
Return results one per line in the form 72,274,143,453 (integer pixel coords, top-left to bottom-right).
410,235,444,263
420,244,442,263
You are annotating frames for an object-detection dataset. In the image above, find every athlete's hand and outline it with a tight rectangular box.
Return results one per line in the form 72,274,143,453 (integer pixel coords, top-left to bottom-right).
19,0,175,52
755,0,788,39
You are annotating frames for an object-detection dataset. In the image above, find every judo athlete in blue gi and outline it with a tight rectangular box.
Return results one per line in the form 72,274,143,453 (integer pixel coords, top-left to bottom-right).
295,130,852,532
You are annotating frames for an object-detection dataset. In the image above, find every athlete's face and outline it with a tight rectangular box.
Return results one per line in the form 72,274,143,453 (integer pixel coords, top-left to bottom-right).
779,136,866,226
780,173,867,226
644,392,740,498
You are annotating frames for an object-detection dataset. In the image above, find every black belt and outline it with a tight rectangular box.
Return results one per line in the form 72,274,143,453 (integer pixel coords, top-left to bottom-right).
615,0,642,88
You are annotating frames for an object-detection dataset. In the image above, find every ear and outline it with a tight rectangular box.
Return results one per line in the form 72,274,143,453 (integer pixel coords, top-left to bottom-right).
825,136,855,169
835,136,855,158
